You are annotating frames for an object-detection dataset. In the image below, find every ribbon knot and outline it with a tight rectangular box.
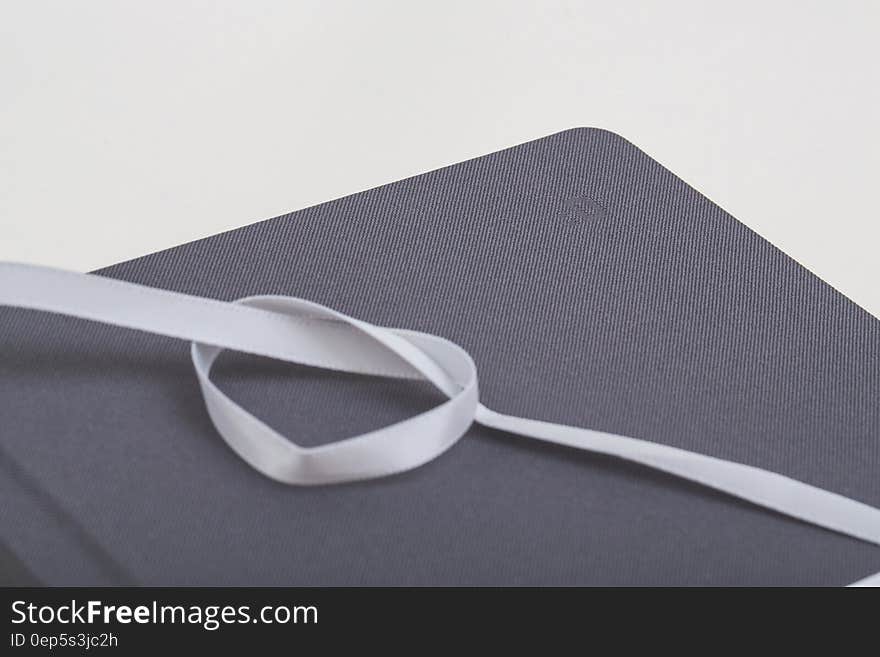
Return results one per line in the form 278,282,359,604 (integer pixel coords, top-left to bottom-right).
193,294,479,484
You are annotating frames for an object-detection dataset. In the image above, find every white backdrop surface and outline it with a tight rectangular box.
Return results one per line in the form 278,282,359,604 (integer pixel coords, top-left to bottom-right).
1,1,878,317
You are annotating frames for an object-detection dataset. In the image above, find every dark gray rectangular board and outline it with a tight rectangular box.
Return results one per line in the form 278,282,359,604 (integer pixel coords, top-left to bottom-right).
1,128,878,585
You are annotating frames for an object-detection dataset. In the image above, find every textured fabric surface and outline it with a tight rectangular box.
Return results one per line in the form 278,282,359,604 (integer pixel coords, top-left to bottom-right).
1,128,878,585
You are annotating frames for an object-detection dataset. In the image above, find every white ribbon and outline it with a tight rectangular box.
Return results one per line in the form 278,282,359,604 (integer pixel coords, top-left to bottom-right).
2,262,878,585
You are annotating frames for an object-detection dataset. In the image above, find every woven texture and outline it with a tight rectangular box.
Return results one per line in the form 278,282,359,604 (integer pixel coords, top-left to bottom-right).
1,128,878,585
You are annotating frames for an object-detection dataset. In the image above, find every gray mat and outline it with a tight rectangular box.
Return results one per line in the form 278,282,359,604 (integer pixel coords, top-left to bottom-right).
1,128,878,585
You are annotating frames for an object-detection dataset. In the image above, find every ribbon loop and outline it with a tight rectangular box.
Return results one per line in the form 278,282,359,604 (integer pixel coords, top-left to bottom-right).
191,295,480,485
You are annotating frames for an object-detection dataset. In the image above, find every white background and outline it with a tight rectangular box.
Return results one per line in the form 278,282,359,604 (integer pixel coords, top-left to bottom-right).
2,1,878,317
